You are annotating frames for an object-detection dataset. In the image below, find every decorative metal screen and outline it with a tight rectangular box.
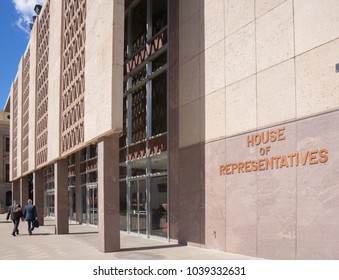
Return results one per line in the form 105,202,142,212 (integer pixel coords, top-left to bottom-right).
22,48,30,173
12,78,19,178
36,0,50,167
61,0,86,155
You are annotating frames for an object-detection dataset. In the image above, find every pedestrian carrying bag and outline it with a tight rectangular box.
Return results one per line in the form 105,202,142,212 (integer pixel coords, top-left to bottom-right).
33,219,40,228
13,205,23,219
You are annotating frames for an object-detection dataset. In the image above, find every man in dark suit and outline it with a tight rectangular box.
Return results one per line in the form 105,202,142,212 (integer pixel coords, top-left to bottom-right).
23,199,37,235
6,200,22,236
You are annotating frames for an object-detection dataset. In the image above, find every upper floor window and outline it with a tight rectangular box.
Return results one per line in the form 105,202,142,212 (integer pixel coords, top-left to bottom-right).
5,137,10,152
5,164,9,182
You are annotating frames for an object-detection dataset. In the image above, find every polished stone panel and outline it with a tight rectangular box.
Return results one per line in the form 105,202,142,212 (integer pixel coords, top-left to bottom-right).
33,170,44,226
168,0,180,241
296,111,339,259
179,12,201,65
208,111,339,259
54,158,69,234
225,134,257,257
204,140,226,250
179,100,201,148
178,144,204,246
12,180,20,204
19,176,29,208
257,123,297,259
97,135,120,252
179,56,200,107
179,0,200,26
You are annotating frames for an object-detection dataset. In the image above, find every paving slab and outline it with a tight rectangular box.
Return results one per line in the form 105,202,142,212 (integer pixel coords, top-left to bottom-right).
0,214,259,260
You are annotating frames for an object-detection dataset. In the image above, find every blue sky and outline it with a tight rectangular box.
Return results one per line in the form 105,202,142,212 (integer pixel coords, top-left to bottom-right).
0,0,44,110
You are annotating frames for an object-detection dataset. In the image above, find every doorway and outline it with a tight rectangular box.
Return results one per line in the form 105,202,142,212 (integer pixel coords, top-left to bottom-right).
130,179,147,234
81,183,98,226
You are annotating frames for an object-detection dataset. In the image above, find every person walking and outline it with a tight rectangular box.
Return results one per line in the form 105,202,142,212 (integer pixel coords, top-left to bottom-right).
6,200,22,236
23,199,37,235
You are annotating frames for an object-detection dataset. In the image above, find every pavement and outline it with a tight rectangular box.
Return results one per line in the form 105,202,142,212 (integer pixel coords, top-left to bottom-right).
0,214,259,260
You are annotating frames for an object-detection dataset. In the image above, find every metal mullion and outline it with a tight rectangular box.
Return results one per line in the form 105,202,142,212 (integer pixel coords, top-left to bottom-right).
145,0,153,238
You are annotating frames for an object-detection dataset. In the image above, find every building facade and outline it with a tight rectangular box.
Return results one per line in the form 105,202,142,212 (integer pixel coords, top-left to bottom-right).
8,0,339,259
0,111,11,212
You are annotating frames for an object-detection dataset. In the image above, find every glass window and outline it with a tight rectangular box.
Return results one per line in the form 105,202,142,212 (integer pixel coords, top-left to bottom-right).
130,158,146,177
150,176,167,237
152,0,167,35
132,88,146,143
152,72,167,136
131,0,147,53
119,181,127,231
89,144,97,159
150,152,167,175
5,164,9,182
5,137,10,152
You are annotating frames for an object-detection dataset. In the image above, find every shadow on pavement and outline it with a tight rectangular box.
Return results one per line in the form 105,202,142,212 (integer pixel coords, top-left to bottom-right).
120,244,185,252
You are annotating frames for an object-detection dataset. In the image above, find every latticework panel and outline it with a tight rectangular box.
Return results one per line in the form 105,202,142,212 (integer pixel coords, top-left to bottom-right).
61,0,86,155
22,48,30,173
36,0,50,167
12,78,19,178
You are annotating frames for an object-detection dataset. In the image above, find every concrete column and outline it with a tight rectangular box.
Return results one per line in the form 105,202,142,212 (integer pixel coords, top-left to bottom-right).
33,169,44,226
75,152,82,223
20,176,29,206
97,134,120,252
54,158,69,234
12,180,20,203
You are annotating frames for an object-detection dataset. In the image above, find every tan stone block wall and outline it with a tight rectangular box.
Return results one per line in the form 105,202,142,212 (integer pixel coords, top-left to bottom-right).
226,76,257,136
84,0,123,143
9,0,124,177
225,22,255,86
28,23,38,172
202,88,226,141
256,0,294,72
179,100,201,147
225,0,254,36
47,0,62,162
294,0,339,55
257,59,296,127
296,38,339,117
16,59,23,178
179,0,339,147
9,84,13,182
255,0,287,18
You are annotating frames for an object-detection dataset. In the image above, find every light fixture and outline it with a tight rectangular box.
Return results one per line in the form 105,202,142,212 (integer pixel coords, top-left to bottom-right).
33,16,37,22
34,4,42,15
29,23,33,30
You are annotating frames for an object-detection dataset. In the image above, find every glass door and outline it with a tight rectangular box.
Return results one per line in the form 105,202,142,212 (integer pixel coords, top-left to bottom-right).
68,186,76,221
81,185,87,224
87,184,98,226
130,179,147,234
150,176,167,237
